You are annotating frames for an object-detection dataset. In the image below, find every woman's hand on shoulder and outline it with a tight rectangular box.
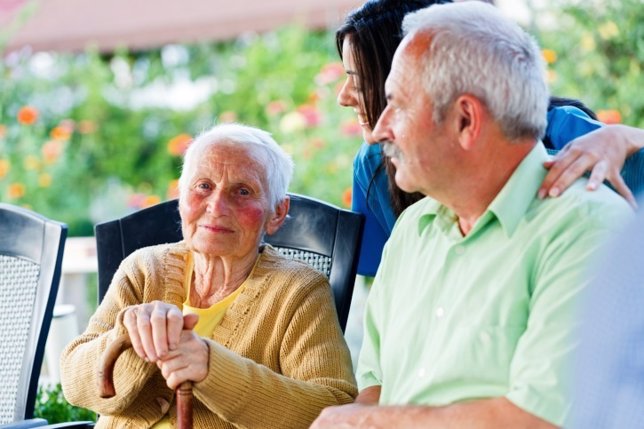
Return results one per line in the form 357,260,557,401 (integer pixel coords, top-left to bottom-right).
539,124,640,208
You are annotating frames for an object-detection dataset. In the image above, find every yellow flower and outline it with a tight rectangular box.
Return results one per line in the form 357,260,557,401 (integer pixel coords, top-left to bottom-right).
279,111,306,134
8,183,26,199
598,21,619,40
24,155,40,171
0,159,10,178
17,106,39,125
580,33,596,52
142,195,161,208
541,49,557,65
50,126,72,141
38,173,52,188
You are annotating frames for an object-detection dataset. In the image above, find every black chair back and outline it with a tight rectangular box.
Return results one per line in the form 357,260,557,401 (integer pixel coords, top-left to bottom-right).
94,194,363,331
0,204,67,424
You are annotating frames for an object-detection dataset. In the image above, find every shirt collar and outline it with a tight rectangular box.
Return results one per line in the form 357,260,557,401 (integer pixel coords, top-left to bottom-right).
487,143,549,237
416,144,549,237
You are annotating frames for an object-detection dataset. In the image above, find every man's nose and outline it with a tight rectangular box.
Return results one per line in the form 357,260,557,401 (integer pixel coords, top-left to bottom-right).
372,106,394,143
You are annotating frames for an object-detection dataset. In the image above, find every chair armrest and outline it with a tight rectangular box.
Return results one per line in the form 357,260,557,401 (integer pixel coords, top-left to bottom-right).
0,419,48,428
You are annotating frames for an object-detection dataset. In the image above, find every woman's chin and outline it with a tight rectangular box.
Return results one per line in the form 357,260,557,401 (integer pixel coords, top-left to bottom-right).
362,128,377,144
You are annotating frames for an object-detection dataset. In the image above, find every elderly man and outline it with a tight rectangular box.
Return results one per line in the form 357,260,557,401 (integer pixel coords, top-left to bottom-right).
311,2,631,428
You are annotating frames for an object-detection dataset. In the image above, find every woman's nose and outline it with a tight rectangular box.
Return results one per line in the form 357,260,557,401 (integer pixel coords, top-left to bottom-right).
206,190,228,214
337,76,357,108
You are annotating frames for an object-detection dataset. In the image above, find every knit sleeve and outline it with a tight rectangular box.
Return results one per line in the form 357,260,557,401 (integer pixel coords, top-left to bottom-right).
193,273,357,429
59,250,159,415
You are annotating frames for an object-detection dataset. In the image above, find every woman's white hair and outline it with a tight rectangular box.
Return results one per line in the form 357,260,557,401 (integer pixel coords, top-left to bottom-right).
178,123,294,209
402,2,549,140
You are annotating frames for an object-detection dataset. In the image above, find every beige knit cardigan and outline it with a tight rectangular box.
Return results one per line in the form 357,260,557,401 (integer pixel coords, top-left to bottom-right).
60,243,357,428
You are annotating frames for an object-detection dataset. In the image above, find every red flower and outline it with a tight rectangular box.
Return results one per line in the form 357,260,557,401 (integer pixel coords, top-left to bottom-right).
596,109,622,124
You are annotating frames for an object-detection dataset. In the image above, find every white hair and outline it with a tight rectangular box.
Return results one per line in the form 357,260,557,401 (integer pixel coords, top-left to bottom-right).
402,2,549,140
178,123,294,209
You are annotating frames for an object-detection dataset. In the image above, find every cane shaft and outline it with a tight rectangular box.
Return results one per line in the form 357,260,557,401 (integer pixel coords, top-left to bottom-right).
176,381,193,429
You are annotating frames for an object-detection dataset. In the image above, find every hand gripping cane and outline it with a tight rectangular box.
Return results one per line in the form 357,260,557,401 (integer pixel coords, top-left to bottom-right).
98,334,193,429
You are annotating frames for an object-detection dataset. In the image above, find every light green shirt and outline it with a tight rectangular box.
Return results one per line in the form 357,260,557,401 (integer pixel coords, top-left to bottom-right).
356,144,631,426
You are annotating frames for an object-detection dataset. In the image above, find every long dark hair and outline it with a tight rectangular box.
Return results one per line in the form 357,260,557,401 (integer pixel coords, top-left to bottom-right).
336,0,451,216
337,1,595,217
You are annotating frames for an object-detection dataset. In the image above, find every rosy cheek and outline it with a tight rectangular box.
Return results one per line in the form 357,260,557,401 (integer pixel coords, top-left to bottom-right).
234,202,266,230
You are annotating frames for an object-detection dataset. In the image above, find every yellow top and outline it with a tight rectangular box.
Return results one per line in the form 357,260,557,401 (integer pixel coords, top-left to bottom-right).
153,253,247,428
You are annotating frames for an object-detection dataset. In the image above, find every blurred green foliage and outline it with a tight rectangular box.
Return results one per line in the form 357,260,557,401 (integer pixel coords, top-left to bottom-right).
0,0,642,236
0,26,357,235
539,0,643,127
34,383,96,424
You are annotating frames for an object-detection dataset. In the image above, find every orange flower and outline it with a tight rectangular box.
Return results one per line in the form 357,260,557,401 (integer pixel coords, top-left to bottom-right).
17,106,39,125
142,195,161,208
0,124,6,139
542,49,557,65
50,125,72,141
8,183,26,199
597,109,622,124
166,179,180,199
42,140,64,164
167,133,193,156
38,173,52,188
341,187,352,208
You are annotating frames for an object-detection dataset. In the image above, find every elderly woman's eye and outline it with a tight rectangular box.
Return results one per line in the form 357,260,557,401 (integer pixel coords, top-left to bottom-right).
196,182,211,191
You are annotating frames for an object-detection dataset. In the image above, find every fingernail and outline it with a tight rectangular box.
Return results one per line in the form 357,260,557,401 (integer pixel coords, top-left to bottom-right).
587,183,597,190
549,188,560,198
538,189,546,199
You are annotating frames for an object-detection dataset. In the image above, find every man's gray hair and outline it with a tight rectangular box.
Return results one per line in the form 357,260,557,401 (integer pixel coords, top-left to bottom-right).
179,123,294,209
402,2,549,140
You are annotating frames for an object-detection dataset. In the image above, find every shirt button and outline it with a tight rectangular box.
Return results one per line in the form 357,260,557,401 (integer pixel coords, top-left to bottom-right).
435,307,445,318
455,246,465,255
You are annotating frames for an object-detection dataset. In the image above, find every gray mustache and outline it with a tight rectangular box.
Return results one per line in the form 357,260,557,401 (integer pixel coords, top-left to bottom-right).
382,142,402,159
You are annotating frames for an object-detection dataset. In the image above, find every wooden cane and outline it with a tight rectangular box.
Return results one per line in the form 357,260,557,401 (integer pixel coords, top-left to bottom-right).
98,333,194,429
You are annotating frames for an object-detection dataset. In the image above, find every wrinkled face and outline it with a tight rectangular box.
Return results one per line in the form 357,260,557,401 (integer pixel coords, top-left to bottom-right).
337,36,377,144
373,35,454,195
179,143,273,259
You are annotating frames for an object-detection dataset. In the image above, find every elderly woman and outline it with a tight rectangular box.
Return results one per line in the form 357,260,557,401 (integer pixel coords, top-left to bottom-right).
60,123,357,428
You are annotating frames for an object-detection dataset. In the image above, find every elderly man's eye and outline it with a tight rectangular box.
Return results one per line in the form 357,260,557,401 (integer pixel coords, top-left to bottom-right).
196,182,211,191
238,188,251,196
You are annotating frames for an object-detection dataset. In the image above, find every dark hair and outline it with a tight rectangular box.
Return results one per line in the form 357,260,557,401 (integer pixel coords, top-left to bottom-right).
336,0,451,216
337,1,595,216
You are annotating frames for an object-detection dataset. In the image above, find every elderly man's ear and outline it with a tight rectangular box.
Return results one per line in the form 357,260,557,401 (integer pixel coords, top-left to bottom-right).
265,196,290,235
453,94,485,151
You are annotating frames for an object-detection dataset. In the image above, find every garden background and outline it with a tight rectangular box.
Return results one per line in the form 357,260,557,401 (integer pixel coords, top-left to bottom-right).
1,0,642,237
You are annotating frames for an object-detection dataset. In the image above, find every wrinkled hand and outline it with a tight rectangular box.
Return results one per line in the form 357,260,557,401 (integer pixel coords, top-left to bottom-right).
310,403,375,429
123,301,208,389
539,126,637,208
